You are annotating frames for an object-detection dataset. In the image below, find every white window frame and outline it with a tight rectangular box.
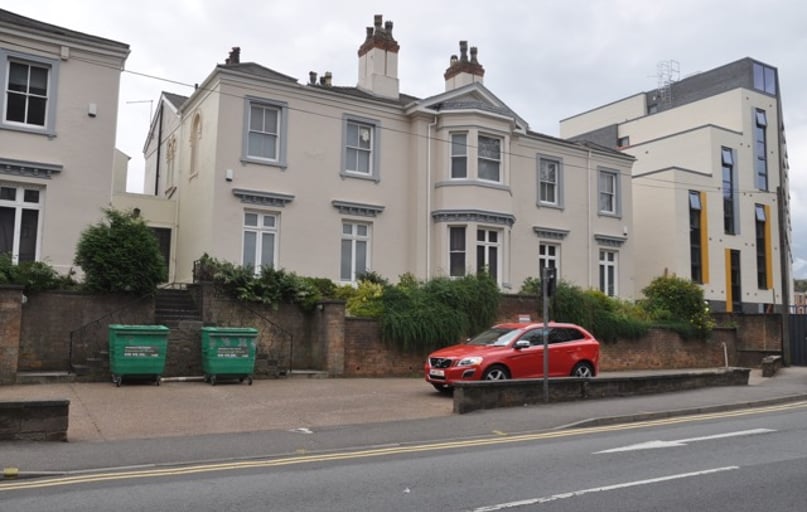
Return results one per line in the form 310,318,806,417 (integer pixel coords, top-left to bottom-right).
477,134,502,183
0,183,43,264
539,243,560,275
0,50,59,135
448,225,466,277
599,249,618,297
538,157,563,207
340,222,371,282
598,169,620,217
242,211,278,273
450,133,468,179
476,227,502,284
342,115,380,182
241,97,288,168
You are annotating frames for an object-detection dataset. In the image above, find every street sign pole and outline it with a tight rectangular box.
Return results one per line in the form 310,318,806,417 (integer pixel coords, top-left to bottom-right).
542,266,550,403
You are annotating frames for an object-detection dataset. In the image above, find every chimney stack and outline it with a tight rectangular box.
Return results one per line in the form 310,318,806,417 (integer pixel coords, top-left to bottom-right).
444,41,484,91
357,14,400,99
225,47,241,65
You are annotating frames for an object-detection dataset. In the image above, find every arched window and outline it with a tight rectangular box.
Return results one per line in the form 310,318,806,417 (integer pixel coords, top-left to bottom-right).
190,113,202,177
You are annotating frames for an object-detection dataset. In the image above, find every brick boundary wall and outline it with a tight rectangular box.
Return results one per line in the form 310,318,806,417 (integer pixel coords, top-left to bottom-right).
0,400,69,441
0,286,23,385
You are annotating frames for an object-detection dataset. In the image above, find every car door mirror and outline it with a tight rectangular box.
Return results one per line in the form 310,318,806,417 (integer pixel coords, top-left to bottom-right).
514,340,530,350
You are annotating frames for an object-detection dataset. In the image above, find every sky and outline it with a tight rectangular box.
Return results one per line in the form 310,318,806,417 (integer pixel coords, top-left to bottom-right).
6,0,807,279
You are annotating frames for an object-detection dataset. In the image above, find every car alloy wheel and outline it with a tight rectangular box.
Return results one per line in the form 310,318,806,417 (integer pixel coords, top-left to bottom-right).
482,365,510,380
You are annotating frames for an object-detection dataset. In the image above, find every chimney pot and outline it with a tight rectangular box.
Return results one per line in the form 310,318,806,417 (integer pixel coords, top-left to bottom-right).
470,46,478,64
459,41,468,61
309,71,317,85
374,14,383,31
324,71,332,87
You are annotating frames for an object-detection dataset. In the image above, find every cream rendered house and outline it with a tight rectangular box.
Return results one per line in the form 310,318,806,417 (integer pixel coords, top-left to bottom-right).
560,58,792,313
0,9,129,274
138,16,635,298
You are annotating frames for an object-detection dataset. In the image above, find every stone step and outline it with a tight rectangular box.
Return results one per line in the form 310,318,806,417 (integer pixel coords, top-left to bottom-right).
288,369,329,379
15,372,76,385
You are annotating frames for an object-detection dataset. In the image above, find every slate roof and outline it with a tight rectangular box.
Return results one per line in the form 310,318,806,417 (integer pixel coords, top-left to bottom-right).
162,92,188,109
0,8,129,50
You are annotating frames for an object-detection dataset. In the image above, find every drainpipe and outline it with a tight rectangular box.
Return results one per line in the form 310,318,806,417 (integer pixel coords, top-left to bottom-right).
154,102,164,196
426,116,437,278
586,149,593,287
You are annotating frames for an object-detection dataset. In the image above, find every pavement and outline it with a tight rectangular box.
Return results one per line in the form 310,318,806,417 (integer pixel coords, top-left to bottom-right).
1,367,807,476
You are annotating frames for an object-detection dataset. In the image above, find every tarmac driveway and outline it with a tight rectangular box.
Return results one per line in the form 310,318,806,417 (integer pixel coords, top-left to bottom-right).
0,377,453,442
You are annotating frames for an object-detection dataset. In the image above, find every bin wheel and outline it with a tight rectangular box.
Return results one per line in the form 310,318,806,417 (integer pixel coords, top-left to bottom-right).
155,377,161,386
204,375,210,383
113,376,121,387
210,375,217,386
247,377,253,386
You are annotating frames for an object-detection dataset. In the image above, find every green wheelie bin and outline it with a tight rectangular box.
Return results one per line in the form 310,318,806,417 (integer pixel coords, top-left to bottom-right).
108,324,169,387
200,327,258,385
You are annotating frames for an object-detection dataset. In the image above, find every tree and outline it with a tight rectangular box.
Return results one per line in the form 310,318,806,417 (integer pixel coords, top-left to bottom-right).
795,279,807,293
74,208,166,294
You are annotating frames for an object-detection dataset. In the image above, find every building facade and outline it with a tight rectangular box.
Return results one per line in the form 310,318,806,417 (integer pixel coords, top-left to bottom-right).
134,16,636,297
0,9,129,274
560,58,792,313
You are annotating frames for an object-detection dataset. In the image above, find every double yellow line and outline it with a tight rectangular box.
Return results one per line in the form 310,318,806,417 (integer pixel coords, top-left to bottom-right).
3,401,805,492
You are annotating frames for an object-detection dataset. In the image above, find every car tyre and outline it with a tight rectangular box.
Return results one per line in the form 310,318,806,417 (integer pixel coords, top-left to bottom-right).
482,364,510,381
571,362,595,378
432,383,453,394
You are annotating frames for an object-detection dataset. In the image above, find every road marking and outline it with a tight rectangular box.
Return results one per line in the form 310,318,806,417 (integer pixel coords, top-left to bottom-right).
469,466,739,511
1,402,804,492
595,428,776,453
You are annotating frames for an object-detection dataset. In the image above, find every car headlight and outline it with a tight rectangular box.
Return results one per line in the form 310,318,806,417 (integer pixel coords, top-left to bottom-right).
457,356,483,367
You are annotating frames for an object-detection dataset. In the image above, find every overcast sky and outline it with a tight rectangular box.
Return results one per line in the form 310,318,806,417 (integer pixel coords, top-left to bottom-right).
8,0,807,279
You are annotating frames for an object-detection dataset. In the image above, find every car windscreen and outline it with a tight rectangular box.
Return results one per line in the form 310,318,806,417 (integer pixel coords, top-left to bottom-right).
466,328,521,347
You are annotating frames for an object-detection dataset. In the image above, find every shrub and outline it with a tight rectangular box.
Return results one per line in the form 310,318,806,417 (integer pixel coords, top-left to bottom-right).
379,272,499,352
200,255,330,312
74,208,166,294
641,275,714,339
0,254,77,292
536,280,649,343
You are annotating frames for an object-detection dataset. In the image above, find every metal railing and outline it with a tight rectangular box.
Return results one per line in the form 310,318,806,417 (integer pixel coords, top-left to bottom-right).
68,293,154,374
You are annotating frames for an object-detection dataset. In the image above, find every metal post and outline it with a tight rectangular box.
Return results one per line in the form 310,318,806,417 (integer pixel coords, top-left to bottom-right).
542,267,550,403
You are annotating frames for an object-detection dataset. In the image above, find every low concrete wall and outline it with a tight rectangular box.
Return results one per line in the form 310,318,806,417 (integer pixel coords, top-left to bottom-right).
453,368,751,414
0,400,69,441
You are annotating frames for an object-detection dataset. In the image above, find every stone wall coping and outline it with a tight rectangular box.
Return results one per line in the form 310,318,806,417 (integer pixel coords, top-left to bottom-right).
0,399,70,408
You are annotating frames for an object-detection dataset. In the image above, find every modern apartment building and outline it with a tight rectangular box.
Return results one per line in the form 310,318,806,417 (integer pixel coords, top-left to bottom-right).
134,15,636,297
0,9,129,274
560,58,792,313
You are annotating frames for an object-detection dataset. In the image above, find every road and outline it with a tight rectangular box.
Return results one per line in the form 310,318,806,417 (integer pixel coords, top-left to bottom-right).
2,402,806,511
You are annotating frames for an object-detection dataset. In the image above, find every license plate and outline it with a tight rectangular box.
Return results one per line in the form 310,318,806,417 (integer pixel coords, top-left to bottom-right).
429,369,445,377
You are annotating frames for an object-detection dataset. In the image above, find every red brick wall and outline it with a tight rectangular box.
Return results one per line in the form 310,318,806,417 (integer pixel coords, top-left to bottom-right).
19,291,154,372
497,294,540,323
0,286,23,384
599,328,738,371
343,318,428,377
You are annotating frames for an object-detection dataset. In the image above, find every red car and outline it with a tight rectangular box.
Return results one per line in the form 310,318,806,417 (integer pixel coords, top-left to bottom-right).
425,322,600,392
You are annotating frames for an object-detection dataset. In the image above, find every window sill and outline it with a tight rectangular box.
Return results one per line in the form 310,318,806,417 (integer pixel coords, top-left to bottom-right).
241,157,287,170
1,123,56,138
340,171,380,183
435,180,511,192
